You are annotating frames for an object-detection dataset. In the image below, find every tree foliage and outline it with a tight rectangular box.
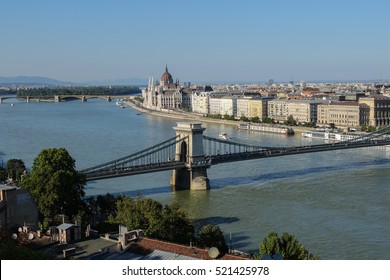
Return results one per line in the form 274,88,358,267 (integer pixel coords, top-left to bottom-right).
197,224,228,253
20,148,86,222
6,159,26,181
361,125,376,132
255,231,318,260
0,241,55,260
16,86,140,97
110,196,194,244
284,115,297,126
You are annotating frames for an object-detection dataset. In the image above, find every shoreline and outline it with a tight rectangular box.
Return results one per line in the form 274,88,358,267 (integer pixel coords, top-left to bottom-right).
124,98,309,134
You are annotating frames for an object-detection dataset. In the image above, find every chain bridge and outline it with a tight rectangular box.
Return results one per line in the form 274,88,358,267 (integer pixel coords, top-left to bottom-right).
80,122,390,190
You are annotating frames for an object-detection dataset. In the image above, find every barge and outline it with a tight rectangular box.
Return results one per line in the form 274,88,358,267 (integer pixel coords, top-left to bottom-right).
238,123,294,135
301,129,367,141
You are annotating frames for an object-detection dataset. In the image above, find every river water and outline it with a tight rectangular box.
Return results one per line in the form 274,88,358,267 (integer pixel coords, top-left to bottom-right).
1,98,390,259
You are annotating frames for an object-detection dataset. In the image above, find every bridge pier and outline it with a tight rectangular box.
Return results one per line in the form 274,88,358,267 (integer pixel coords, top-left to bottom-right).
54,95,61,102
81,96,87,102
0,97,2,103
107,96,111,102
26,96,30,103
170,122,210,191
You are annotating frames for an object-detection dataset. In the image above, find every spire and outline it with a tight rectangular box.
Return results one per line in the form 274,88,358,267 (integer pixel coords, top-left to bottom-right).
165,64,168,73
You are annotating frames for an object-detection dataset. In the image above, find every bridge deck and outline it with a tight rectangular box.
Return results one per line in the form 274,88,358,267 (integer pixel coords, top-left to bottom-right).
81,124,390,181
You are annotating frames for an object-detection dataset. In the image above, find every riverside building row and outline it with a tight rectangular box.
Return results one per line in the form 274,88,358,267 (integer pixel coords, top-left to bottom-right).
141,67,390,129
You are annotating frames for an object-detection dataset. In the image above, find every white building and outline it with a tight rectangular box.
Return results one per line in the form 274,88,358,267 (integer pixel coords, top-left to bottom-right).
209,96,223,115
192,92,210,114
236,96,251,118
220,96,237,116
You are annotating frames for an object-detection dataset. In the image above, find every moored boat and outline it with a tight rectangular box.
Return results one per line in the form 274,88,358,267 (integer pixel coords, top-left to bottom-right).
238,123,294,135
301,129,368,141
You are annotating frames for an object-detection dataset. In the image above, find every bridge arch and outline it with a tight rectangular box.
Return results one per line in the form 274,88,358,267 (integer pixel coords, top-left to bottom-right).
179,141,187,163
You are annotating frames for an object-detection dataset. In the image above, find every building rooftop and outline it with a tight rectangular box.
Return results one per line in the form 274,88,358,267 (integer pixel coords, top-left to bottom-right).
56,236,250,260
57,223,77,230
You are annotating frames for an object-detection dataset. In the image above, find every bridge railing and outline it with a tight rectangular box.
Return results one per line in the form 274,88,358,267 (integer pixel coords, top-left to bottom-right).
342,125,390,144
202,135,276,156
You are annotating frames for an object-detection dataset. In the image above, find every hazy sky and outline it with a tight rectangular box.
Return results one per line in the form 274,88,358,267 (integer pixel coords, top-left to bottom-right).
1,0,389,83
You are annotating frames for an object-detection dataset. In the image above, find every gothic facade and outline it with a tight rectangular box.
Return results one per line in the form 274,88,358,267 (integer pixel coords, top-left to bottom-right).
142,66,191,110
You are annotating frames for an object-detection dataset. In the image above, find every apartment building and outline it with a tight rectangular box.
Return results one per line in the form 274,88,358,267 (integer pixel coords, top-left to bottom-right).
236,96,251,118
317,102,370,128
248,97,273,119
191,91,210,114
287,100,322,124
267,99,289,122
359,95,390,127
208,94,237,116
220,96,237,116
209,96,222,115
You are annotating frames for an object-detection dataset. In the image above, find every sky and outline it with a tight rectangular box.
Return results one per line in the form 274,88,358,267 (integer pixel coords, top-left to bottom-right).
1,0,389,83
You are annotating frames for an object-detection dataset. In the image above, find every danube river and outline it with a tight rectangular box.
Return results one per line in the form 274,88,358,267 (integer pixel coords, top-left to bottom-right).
2,98,390,259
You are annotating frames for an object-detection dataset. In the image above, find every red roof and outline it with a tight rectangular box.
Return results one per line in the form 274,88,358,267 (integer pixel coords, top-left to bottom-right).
128,237,249,260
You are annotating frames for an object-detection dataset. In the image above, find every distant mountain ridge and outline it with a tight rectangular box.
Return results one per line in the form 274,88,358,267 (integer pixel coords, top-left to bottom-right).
0,76,148,86
0,76,80,86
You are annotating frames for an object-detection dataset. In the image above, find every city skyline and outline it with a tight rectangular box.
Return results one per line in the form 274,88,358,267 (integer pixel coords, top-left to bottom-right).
1,0,389,83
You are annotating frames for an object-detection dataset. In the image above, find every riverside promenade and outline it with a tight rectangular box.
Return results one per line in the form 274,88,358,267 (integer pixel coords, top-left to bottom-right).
125,97,308,133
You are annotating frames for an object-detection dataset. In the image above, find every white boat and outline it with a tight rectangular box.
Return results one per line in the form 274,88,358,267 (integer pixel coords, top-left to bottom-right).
238,123,294,135
219,132,231,140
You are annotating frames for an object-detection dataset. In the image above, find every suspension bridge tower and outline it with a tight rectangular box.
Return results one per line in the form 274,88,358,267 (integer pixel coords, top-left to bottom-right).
170,122,210,191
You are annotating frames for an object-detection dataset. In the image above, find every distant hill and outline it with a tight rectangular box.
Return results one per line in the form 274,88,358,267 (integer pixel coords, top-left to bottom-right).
0,76,148,86
0,76,80,86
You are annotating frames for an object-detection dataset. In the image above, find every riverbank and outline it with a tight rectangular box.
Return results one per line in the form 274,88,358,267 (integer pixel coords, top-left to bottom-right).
125,98,309,134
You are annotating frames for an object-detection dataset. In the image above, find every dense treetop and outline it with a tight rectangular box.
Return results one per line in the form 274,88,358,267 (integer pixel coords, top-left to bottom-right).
20,148,86,222
16,86,140,97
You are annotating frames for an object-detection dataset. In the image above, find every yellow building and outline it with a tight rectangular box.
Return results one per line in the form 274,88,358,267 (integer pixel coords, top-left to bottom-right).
359,95,390,127
247,97,273,119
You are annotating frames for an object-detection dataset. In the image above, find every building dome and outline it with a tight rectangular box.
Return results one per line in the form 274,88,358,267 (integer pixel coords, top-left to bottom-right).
160,65,173,84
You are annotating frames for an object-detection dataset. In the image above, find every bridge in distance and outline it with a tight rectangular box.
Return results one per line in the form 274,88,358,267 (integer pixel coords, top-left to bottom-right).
0,95,132,103
80,122,390,191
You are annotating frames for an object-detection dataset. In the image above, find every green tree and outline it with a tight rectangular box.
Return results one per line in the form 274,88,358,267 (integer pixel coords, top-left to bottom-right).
197,224,228,253
240,115,250,122
6,159,26,181
0,241,55,260
20,148,86,222
110,196,194,244
285,115,297,126
254,231,318,260
160,202,194,244
96,193,117,216
251,116,260,123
